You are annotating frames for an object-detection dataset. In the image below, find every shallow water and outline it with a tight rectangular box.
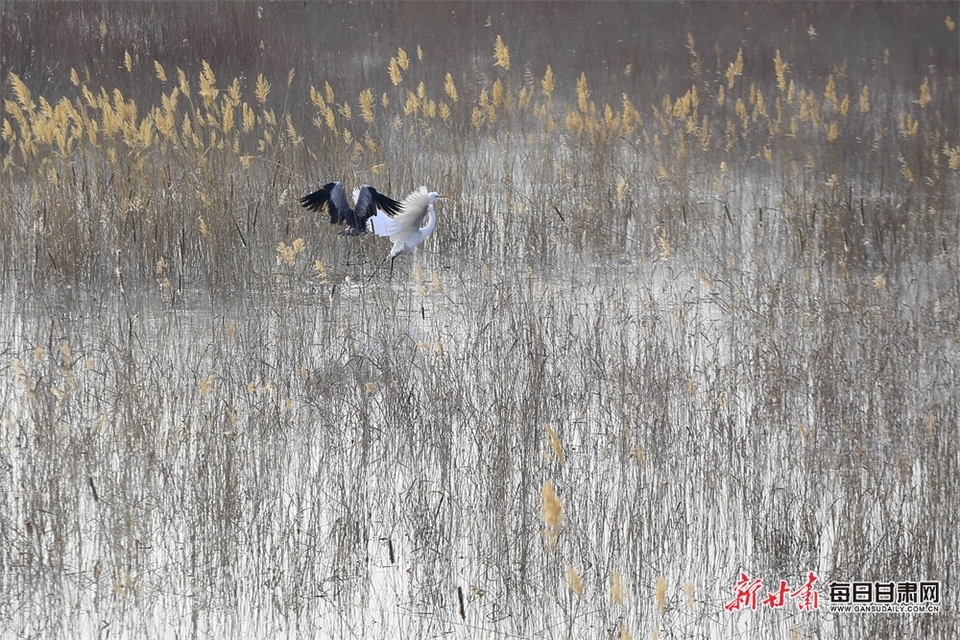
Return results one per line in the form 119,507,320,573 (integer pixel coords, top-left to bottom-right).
2,1,957,637
2,247,956,638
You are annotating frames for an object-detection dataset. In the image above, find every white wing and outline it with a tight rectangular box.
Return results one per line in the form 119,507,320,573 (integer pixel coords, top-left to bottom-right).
369,186,430,241
384,186,430,242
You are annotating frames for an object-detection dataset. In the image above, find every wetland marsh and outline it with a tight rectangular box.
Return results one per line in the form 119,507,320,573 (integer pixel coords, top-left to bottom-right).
1,2,958,637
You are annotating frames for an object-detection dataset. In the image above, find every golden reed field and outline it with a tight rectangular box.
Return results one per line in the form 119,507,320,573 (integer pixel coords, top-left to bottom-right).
1,2,958,638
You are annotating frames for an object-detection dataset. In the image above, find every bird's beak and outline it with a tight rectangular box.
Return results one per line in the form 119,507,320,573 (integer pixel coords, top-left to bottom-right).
437,194,452,199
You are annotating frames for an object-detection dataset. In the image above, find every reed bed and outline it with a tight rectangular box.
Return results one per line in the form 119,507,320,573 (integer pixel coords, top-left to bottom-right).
2,6,956,291
1,3,958,638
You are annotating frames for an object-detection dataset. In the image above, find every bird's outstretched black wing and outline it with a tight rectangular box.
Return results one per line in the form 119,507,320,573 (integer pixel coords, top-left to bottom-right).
299,182,351,226
370,186,403,217
339,185,402,236
355,185,402,221
301,182,401,236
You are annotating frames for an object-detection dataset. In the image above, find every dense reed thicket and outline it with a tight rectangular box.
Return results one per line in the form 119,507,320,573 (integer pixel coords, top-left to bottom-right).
1,3,956,292
1,2,958,638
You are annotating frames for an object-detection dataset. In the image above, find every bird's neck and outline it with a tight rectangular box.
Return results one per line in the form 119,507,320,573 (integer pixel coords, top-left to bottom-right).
422,204,437,237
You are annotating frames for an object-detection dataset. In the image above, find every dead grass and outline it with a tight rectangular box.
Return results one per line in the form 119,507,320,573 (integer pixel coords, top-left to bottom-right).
1,3,958,638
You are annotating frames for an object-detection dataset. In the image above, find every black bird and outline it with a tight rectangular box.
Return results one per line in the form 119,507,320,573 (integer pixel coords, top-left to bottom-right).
299,182,402,236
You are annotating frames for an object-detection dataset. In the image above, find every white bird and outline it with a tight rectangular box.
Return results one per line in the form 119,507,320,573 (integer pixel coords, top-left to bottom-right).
299,181,402,236
368,186,450,274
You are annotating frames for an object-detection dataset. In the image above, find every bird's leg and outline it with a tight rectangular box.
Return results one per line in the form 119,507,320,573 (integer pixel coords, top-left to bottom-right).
389,255,396,277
